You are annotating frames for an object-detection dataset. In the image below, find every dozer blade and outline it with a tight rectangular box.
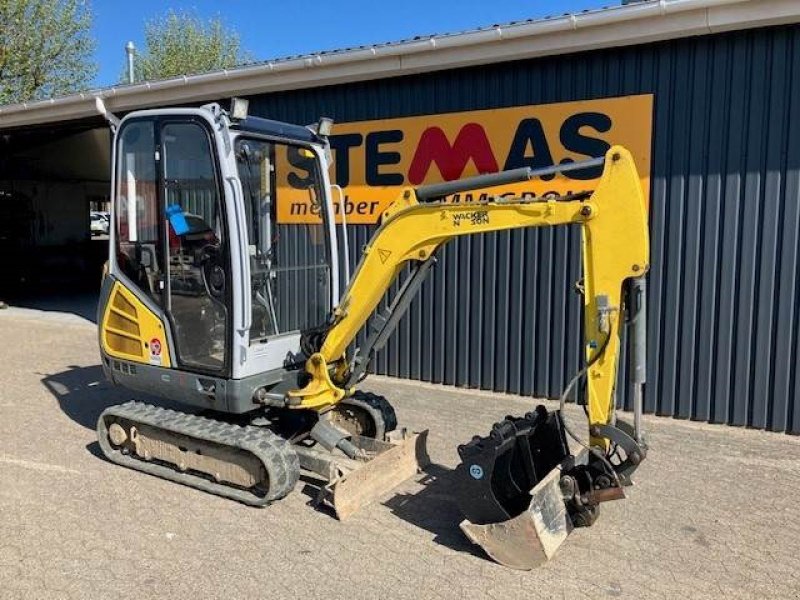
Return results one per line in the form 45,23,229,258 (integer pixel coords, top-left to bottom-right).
297,429,430,520
460,451,586,570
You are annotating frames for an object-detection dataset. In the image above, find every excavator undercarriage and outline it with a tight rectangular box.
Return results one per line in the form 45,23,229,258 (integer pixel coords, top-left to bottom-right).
94,100,649,568
98,391,427,517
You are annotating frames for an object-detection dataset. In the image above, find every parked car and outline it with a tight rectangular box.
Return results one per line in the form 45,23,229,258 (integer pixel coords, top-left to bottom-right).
90,212,110,236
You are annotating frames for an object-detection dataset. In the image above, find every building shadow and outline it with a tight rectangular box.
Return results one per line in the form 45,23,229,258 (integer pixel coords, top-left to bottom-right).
383,463,485,557
5,290,100,324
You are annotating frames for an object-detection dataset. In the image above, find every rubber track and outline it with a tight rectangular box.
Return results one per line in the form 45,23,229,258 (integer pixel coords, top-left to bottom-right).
97,401,299,506
341,391,398,435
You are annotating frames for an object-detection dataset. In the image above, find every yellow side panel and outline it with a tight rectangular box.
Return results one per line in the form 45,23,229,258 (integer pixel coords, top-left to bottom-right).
100,281,172,368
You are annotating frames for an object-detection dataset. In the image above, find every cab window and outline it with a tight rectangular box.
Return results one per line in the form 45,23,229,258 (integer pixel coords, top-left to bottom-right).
115,121,162,304
162,122,228,372
235,138,331,344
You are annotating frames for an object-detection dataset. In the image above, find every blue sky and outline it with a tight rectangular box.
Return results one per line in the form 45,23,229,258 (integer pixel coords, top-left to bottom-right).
92,0,612,87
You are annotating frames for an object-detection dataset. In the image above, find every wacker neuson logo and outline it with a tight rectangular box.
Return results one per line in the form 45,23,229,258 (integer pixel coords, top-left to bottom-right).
277,94,653,224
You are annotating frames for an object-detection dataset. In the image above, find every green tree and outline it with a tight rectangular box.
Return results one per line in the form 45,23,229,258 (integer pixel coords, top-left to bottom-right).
128,11,252,82
0,0,96,105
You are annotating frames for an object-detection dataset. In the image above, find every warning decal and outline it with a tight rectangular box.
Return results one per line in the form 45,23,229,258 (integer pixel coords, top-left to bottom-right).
149,338,162,365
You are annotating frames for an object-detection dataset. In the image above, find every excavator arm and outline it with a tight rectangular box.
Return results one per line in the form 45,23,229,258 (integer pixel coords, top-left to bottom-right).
288,145,649,441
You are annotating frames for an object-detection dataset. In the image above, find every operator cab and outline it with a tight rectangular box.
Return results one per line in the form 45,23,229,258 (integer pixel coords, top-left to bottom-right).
109,101,339,384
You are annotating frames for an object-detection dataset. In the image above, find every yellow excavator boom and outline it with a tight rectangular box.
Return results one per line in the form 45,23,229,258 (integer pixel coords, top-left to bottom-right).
288,145,649,441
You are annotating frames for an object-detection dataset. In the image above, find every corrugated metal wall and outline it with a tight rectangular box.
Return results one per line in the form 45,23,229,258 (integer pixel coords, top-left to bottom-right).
247,24,800,434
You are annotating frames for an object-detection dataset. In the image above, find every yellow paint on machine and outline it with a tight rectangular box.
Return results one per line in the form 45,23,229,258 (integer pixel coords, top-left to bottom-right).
275,94,653,224
287,146,648,420
100,281,172,368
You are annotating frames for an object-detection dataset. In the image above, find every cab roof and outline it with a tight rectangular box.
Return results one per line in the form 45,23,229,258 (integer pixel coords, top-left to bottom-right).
231,115,320,145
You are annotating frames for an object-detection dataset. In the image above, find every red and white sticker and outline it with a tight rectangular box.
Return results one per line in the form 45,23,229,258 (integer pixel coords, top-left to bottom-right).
149,338,162,365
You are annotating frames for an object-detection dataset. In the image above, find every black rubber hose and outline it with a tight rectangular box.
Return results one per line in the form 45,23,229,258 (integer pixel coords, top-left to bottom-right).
557,324,621,485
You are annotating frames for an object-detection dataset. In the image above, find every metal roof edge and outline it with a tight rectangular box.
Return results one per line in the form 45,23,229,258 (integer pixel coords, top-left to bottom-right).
1,0,796,129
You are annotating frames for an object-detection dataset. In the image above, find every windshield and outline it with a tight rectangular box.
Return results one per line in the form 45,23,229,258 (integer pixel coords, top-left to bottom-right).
235,137,332,344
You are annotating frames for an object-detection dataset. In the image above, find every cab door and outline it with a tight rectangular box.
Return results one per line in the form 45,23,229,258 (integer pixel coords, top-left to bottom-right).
112,116,231,376
160,120,231,374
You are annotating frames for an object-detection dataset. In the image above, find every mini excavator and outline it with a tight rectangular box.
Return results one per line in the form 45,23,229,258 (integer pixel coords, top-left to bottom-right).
95,99,649,568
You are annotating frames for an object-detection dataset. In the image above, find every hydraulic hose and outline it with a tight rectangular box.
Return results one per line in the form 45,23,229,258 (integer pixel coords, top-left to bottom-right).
557,322,621,486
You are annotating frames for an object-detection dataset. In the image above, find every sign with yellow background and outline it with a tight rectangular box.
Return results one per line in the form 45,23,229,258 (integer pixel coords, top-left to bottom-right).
277,94,653,224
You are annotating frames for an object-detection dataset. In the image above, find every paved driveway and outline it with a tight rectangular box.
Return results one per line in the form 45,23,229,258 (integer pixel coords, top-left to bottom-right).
1,312,798,599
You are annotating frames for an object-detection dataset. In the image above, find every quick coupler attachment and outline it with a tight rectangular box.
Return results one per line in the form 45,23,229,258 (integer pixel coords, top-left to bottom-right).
455,406,642,569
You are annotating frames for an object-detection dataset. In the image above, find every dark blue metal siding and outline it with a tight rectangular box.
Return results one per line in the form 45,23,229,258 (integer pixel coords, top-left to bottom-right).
246,24,800,433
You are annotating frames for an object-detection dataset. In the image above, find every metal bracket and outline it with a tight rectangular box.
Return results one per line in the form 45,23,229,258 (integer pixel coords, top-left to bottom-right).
94,97,120,131
594,423,647,486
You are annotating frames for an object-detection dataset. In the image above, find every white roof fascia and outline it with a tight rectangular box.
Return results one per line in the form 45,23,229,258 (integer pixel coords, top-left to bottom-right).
1,0,798,130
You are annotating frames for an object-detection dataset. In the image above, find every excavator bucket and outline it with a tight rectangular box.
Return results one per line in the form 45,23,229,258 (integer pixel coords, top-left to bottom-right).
459,450,596,569
300,429,430,520
455,406,604,569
